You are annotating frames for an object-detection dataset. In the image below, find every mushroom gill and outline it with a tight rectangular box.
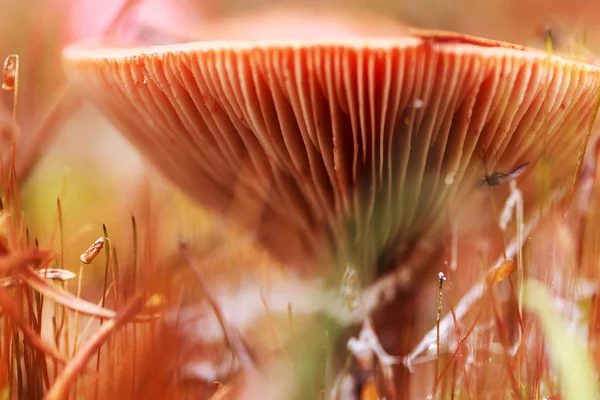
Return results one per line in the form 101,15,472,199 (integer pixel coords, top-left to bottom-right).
63,31,600,284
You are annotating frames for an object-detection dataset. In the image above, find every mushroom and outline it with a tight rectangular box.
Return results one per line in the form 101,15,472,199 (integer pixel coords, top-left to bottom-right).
62,30,600,290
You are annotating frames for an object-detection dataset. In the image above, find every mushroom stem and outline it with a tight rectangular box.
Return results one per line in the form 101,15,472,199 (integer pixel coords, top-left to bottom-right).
170,210,539,348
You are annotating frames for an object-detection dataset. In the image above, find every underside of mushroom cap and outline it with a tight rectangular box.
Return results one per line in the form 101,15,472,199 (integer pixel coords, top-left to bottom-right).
63,32,600,278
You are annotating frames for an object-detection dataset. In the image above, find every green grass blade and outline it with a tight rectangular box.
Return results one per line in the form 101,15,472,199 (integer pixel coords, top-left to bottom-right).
524,279,599,400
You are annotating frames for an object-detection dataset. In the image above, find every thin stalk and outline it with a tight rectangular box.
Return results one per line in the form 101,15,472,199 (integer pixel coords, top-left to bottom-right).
288,302,294,338
46,297,143,400
77,283,115,347
111,247,120,309
435,272,446,391
131,214,138,399
0,286,67,365
95,224,111,400
72,262,84,400
13,330,22,400
73,261,85,355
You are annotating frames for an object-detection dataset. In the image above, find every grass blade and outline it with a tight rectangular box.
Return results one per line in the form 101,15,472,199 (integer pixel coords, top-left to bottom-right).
524,280,600,400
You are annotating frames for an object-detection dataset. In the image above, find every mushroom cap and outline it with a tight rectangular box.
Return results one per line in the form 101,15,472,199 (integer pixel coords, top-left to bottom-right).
63,31,600,274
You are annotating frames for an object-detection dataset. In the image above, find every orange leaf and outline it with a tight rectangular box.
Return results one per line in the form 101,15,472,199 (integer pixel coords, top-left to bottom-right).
485,259,515,286
361,380,381,400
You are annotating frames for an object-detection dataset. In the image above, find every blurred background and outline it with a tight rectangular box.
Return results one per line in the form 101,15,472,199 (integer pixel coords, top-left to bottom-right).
11,0,600,260
2,0,600,397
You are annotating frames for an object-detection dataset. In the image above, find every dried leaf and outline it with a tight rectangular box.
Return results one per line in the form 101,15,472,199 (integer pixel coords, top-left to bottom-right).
361,381,380,400
37,268,76,282
0,267,74,288
19,266,154,323
485,259,515,286
145,293,166,312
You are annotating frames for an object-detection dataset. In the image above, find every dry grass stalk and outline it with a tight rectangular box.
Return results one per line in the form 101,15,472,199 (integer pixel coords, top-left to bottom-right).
18,266,153,322
0,285,66,365
45,296,143,399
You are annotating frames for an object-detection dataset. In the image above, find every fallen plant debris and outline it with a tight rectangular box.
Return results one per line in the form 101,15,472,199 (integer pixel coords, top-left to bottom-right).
0,268,75,288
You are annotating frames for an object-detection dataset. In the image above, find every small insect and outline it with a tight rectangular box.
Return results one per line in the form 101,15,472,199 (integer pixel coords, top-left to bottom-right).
480,162,530,187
